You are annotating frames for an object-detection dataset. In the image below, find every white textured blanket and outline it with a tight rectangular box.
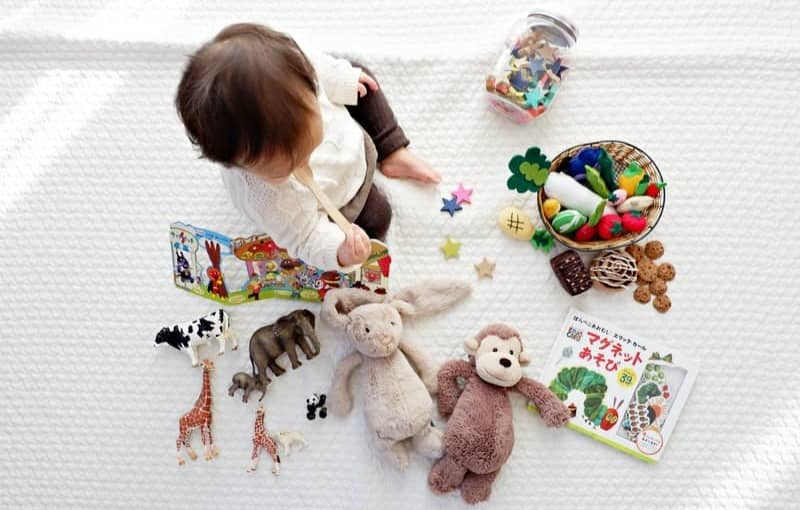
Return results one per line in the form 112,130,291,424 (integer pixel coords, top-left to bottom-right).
2,1,799,508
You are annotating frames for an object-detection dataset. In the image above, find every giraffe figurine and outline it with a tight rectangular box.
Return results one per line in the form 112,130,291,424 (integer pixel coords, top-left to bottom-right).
176,359,219,465
247,404,281,475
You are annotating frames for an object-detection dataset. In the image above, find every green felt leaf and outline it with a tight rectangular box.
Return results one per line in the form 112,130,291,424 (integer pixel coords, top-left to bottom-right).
597,149,617,190
519,161,549,186
623,161,643,178
588,200,607,227
507,173,539,193
530,228,555,253
635,173,651,195
585,165,610,197
506,146,551,194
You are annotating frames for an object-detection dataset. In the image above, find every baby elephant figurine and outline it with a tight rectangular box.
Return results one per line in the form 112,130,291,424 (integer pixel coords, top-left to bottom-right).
322,280,472,470
249,309,319,382
228,372,267,403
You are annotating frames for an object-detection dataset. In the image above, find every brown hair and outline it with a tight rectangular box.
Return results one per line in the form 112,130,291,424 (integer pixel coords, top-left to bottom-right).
475,324,523,348
175,23,317,168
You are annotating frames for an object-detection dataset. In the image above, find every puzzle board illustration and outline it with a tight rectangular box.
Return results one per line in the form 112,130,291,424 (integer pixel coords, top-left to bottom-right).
170,222,391,305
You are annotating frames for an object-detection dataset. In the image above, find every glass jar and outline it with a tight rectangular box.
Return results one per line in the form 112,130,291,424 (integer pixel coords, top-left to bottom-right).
485,12,578,123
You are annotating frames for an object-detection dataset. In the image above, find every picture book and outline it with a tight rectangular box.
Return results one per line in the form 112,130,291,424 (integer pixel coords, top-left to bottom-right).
530,308,697,463
169,222,391,305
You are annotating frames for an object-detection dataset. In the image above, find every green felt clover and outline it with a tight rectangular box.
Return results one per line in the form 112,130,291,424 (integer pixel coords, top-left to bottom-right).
530,228,555,253
507,146,551,194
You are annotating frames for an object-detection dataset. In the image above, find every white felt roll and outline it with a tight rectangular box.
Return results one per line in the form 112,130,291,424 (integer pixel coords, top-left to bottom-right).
544,172,615,217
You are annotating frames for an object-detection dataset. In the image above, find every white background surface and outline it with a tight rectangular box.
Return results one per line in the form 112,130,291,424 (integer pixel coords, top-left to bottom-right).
1,1,799,508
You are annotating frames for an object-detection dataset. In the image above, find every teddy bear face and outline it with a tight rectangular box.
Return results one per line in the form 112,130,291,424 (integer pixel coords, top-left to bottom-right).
345,303,404,358
473,335,524,388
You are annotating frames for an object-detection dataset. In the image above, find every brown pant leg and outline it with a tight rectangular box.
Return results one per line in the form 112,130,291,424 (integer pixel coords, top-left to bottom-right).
354,184,392,241
345,61,410,161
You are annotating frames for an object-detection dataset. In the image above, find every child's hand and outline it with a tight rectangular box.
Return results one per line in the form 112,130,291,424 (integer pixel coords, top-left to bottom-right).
337,224,371,267
357,71,379,98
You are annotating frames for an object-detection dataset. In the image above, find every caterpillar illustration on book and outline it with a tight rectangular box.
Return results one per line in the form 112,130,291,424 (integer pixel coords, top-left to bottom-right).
170,222,391,305
548,366,610,429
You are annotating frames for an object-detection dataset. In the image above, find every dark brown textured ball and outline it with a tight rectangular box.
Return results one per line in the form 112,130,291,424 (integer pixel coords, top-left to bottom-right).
645,240,664,260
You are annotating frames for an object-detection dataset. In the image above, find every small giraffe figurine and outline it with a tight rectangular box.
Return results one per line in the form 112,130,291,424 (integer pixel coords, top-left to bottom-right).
248,404,281,475
176,359,219,465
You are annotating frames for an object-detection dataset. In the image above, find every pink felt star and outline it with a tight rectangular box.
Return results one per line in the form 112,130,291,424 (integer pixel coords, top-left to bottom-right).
451,183,473,205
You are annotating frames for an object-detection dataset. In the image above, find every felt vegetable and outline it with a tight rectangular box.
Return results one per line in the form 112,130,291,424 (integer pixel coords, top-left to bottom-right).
585,165,610,198
507,146,551,193
597,214,623,240
596,149,617,191
634,173,651,196
543,172,615,218
608,188,628,207
617,195,655,213
621,212,647,233
551,209,587,234
542,198,561,219
617,161,645,196
645,182,666,198
573,224,597,242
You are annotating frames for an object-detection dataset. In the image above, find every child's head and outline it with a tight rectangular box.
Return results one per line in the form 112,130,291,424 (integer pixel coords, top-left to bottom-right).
175,23,322,182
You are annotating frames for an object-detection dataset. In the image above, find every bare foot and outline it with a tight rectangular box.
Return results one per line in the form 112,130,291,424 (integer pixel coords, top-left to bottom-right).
380,148,441,184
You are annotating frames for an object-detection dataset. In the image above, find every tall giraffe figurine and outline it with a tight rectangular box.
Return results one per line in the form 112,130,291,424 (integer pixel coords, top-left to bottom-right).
176,359,219,465
247,404,281,475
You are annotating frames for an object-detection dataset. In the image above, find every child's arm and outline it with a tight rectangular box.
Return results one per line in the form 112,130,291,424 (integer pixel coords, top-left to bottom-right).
304,49,363,106
220,169,364,271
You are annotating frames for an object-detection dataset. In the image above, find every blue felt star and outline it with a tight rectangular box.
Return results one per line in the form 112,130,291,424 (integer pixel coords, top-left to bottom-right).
529,57,546,75
549,58,568,78
440,196,462,217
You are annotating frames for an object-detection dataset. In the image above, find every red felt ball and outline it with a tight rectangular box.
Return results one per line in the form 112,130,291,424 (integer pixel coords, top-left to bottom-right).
598,214,624,240
645,183,660,197
621,212,648,233
573,224,597,242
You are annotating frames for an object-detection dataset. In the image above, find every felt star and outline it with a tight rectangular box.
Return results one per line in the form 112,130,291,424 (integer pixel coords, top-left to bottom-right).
474,258,496,279
548,58,568,78
535,41,557,62
440,237,461,259
528,57,546,77
451,183,473,205
440,196,462,217
524,86,545,108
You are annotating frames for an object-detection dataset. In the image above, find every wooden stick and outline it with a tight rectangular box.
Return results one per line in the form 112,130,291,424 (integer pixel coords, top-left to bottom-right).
293,165,351,234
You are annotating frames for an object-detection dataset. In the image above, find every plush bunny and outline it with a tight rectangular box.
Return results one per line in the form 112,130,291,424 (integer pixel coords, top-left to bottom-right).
322,281,472,470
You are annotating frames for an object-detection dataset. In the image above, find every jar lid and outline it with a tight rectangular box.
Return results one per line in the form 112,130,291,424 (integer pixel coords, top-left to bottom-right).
528,10,579,46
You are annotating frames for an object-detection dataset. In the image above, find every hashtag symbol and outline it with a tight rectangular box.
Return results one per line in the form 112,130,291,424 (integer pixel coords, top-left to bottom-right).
506,213,523,232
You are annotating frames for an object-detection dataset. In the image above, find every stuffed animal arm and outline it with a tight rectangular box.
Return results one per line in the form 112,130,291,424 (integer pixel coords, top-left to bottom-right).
437,359,473,417
514,376,570,427
399,338,439,394
329,351,363,417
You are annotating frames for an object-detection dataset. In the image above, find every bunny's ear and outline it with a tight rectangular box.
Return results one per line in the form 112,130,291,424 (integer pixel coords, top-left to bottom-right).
321,288,386,328
391,280,472,318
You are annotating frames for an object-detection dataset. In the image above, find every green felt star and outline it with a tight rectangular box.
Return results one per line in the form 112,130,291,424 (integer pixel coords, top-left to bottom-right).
530,228,555,253
507,146,551,194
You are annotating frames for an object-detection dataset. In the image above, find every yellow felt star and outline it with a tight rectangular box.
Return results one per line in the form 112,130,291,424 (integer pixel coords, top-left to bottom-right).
440,236,461,259
474,258,496,279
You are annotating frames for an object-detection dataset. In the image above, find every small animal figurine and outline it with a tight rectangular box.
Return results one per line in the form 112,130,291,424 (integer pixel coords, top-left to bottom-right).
306,393,327,420
154,309,236,367
228,372,267,403
322,280,472,470
248,404,281,476
428,324,570,504
249,309,319,381
176,359,219,465
277,431,307,457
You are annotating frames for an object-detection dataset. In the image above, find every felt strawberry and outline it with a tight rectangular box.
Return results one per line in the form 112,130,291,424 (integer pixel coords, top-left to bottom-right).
573,224,597,242
598,214,624,240
645,182,666,198
621,212,647,233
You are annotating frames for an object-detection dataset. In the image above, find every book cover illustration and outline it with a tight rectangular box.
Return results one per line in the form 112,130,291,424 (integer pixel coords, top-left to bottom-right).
170,222,391,305
531,308,697,463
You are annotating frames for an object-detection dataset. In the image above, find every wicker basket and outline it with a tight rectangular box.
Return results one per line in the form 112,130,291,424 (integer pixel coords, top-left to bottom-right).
538,140,665,252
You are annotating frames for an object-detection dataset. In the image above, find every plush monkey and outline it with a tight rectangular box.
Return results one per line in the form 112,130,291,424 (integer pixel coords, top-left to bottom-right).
428,324,570,504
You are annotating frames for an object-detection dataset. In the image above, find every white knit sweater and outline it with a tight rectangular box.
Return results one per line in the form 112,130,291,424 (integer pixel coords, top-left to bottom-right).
220,49,366,271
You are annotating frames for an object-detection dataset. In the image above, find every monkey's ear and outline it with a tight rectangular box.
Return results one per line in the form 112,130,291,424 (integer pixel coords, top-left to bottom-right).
519,350,531,366
464,336,479,355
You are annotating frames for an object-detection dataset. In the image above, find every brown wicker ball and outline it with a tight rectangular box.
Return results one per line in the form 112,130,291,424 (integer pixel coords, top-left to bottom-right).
645,240,664,260
657,262,676,281
649,278,668,296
